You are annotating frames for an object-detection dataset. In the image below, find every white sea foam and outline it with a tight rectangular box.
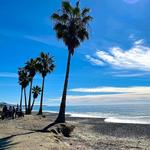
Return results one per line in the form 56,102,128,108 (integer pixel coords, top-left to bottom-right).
70,112,150,124
105,117,150,124
70,113,102,118
70,112,116,118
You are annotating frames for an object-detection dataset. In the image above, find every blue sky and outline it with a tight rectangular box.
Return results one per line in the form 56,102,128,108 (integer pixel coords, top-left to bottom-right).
0,0,150,106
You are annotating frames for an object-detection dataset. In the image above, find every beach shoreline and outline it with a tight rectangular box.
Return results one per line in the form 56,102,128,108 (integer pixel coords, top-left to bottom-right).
0,112,150,150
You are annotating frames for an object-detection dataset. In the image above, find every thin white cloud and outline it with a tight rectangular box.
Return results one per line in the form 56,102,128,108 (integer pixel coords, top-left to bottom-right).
69,86,150,94
48,86,150,105
134,39,144,45
0,72,17,78
85,55,104,66
129,34,135,40
0,83,17,87
24,35,65,49
123,0,140,4
25,35,51,45
86,39,150,72
50,93,150,105
110,71,150,77
0,72,42,80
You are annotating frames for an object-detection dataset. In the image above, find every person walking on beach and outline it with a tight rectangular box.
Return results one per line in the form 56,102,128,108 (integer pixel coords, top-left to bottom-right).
12,106,16,119
9,106,13,118
15,105,19,118
2,105,7,119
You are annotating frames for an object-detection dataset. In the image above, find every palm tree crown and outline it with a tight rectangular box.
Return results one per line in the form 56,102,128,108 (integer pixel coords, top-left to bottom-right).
36,52,55,77
32,86,42,99
51,0,92,54
25,58,37,80
18,67,29,113
31,86,41,112
18,68,29,88
24,58,38,114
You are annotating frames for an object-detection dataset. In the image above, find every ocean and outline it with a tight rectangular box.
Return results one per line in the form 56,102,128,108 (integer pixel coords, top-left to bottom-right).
33,104,150,124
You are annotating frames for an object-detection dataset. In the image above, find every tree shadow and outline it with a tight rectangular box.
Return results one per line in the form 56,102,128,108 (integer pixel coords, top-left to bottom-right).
0,136,19,150
0,132,34,150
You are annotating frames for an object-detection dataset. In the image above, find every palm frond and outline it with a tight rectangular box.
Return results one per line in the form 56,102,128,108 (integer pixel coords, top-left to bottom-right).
82,16,93,24
51,13,61,20
62,1,72,14
76,1,80,8
82,8,90,17
77,28,89,41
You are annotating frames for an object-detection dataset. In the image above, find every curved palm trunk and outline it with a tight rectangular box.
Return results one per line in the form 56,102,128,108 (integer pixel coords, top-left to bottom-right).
38,76,45,115
55,51,71,123
24,88,28,114
20,87,23,111
27,79,33,114
31,98,35,112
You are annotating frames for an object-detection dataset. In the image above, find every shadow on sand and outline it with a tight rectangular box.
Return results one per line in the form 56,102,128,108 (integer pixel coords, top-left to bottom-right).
0,136,19,150
0,132,34,150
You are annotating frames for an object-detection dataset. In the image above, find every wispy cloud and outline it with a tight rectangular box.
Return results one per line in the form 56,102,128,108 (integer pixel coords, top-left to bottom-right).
85,55,104,66
134,39,144,45
25,35,51,45
48,86,150,105
50,93,150,105
0,83,18,87
0,72,17,78
123,0,140,4
86,39,150,72
69,86,150,94
24,35,65,49
109,71,150,77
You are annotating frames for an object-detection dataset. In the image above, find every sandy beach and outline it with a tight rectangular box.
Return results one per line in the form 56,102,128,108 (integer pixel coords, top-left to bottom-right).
0,113,150,150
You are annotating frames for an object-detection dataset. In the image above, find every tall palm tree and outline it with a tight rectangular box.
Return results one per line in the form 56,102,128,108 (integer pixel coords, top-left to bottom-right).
52,1,92,123
25,58,37,114
18,68,29,114
18,70,23,111
31,86,41,112
37,52,55,115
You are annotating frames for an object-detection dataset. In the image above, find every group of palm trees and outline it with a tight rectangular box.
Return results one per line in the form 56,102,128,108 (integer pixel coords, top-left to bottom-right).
18,52,55,115
18,0,92,125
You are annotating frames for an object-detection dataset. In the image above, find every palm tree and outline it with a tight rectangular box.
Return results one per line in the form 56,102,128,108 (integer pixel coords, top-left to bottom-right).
18,70,23,111
25,58,37,114
18,68,29,114
31,86,41,112
52,1,92,123
37,52,55,115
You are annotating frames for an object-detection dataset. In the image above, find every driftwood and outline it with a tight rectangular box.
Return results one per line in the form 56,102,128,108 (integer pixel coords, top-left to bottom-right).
47,123,75,137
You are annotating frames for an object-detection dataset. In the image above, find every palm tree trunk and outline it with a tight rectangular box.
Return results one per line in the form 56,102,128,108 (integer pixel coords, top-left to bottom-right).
55,51,72,123
20,87,23,111
38,76,45,115
31,98,35,112
27,79,33,114
24,88,28,114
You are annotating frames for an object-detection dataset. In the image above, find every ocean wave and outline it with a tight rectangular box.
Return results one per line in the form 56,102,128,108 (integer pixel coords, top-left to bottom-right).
70,113,102,118
70,112,150,124
104,117,150,124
